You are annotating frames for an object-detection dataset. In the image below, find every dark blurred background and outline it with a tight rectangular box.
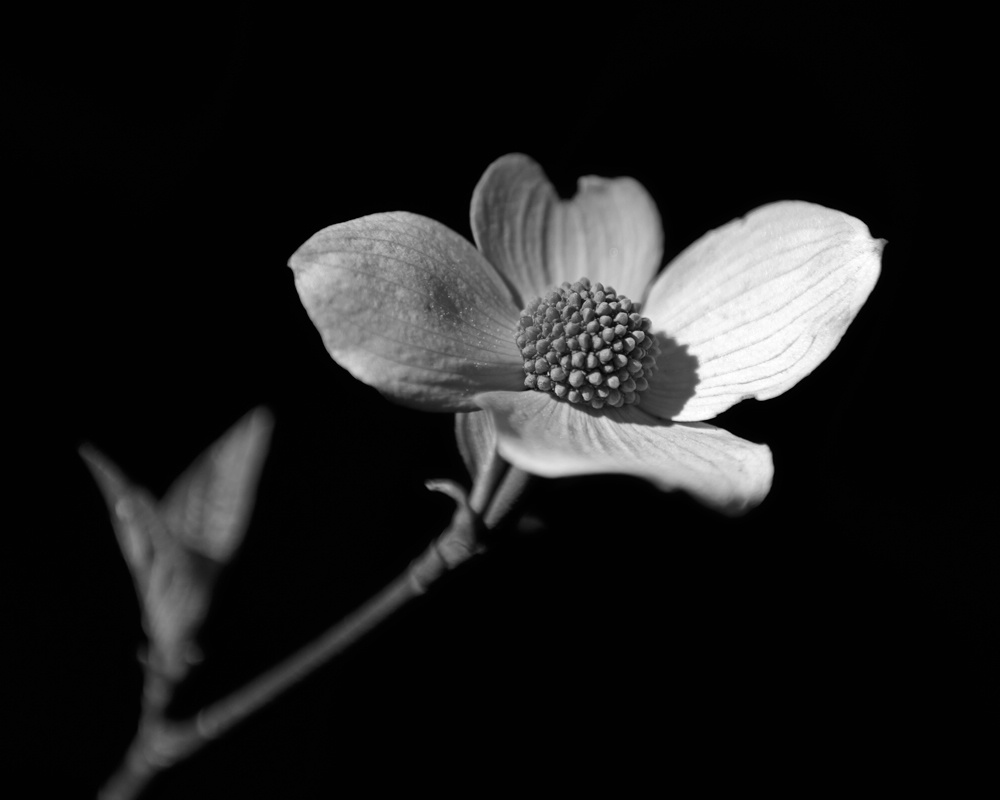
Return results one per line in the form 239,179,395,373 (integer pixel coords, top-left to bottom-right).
12,7,995,796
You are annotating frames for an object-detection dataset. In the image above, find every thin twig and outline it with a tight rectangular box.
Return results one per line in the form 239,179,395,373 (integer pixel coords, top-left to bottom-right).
98,504,483,800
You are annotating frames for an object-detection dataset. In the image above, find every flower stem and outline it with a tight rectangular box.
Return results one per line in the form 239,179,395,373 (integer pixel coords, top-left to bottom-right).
98,493,484,800
483,465,532,529
466,447,534,532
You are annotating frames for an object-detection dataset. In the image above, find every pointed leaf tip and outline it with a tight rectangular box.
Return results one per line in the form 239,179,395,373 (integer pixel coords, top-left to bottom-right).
161,406,274,563
78,444,130,509
79,443,164,593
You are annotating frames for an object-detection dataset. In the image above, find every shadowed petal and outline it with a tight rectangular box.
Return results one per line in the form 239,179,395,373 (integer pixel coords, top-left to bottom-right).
471,153,663,307
455,410,497,483
291,212,524,411
642,202,882,422
475,391,773,516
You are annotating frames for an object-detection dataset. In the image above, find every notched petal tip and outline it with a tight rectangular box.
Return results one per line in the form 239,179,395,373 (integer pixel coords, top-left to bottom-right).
697,424,774,517
471,154,664,307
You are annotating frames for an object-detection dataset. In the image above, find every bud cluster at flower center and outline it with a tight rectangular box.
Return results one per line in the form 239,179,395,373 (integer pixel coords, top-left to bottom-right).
515,278,659,409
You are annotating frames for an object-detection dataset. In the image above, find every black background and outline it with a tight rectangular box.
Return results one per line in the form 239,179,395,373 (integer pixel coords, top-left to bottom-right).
13,8,996,797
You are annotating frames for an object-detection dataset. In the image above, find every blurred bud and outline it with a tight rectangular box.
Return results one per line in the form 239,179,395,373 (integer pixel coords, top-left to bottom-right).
80,407,273,681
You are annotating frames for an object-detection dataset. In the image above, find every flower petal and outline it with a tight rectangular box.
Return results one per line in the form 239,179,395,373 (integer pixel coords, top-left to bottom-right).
455,410,497,483
290,212,524,411
474,391,773,516
642,202,883,422
470,153,664,308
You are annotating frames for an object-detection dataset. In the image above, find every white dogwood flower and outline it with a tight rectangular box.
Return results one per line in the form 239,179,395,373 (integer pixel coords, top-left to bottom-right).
291,154,881,515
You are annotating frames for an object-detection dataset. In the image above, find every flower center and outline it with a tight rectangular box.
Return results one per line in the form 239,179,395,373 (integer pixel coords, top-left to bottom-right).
515,278,659,409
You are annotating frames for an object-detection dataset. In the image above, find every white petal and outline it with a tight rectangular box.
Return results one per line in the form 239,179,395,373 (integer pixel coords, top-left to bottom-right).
290,212,524,411
470,153,663,308
455,410,497,483
475,391,773,516
642,202,883,421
